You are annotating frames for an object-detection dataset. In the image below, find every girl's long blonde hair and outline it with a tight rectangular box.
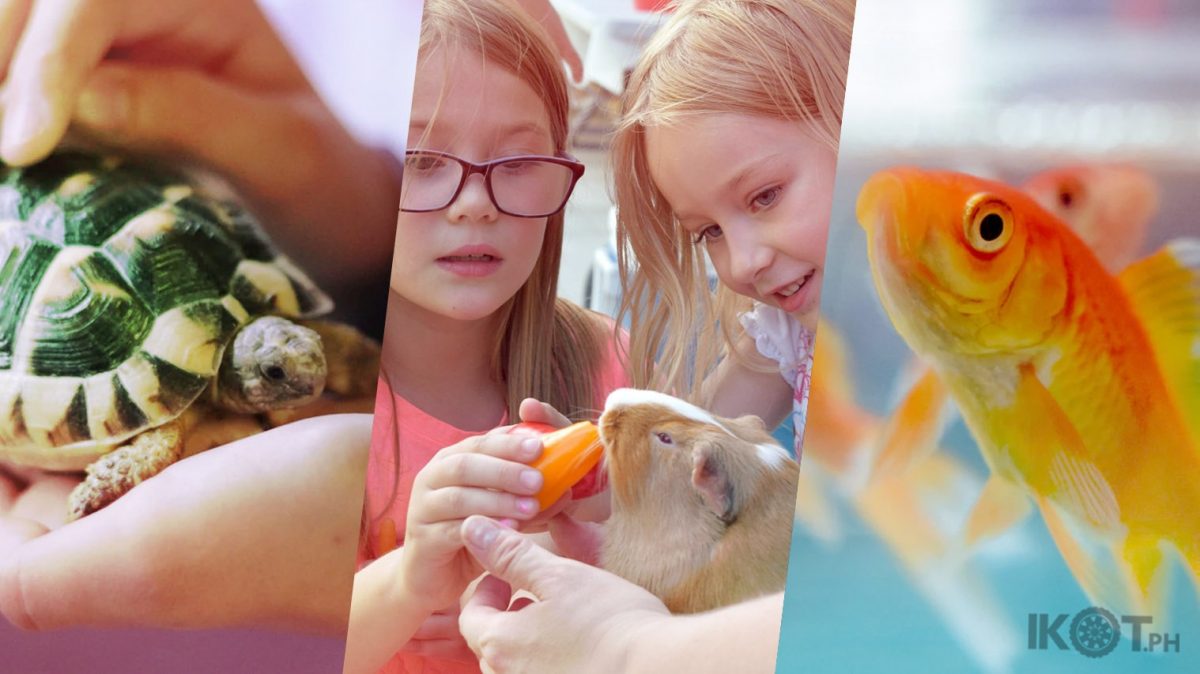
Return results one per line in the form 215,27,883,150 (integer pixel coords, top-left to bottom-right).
415,0,607,420
613,0,855,401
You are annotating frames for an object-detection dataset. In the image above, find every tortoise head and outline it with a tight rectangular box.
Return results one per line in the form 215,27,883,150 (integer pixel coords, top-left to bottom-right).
215,316,327,413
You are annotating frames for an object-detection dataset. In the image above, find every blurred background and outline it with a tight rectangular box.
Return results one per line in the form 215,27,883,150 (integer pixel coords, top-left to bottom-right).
549,0,671,313
779,1,1199,673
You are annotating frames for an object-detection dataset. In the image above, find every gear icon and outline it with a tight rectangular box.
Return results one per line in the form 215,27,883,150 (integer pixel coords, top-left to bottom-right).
1069,607,1121,658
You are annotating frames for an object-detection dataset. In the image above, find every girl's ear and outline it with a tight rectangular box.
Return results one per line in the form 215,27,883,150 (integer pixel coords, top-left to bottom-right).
691,442,737,524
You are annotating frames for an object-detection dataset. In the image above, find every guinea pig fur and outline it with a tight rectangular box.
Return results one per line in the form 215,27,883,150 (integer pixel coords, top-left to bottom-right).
597,388,799,614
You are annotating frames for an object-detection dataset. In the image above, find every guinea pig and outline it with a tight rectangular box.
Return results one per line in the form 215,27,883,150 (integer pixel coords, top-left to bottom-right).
597,388,800,614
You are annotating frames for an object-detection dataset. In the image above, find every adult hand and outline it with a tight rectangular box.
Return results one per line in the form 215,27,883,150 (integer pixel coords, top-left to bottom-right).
0,414,370,633
0,0,399,289
460,516,787,673
458,515,670,674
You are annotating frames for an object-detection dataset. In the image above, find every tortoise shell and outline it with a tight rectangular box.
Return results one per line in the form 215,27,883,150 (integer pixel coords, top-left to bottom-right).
0,151,331,468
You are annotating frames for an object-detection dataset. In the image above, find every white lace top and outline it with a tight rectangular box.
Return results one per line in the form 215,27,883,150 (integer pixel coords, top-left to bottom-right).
739,302,815,459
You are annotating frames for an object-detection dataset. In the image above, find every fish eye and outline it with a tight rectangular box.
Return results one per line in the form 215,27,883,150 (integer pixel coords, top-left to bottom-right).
963,194,1014,254
1058,188,1073,208
1055,177,1083,210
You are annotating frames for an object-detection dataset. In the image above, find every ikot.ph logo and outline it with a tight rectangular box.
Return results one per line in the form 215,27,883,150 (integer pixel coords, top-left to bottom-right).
1028,607,1181,658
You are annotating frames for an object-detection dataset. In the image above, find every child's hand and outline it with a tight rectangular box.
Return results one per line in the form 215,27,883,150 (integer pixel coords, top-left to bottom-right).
400,604,476,664
400,433,545,613
514,397,611,526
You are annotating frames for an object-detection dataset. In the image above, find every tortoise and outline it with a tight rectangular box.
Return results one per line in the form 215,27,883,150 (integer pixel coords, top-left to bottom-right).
0,150,380,519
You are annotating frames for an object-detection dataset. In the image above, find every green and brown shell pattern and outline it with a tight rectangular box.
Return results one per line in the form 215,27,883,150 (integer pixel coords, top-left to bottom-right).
0,152,330,468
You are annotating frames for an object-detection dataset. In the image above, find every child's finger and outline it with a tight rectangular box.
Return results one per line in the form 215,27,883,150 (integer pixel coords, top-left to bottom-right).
422,452,543,495
517,398,571,428
440,433,543,464
0,0,120,163
514,491,569,533
547,513,604,566
416,486,540,524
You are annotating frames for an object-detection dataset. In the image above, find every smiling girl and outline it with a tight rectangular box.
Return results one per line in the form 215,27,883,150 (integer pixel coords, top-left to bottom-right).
345,1,628,672
614,0,854,456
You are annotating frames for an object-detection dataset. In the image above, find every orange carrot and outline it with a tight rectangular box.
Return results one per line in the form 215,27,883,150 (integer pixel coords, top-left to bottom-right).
509,421,604,511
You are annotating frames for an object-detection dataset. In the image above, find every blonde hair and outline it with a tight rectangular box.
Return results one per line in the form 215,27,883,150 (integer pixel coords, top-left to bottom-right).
613,0,854,400
414,0,607,421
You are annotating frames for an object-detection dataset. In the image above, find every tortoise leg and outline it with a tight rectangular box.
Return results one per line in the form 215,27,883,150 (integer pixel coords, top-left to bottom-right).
180,406,269,460
68,422,186,520
298,320,381,398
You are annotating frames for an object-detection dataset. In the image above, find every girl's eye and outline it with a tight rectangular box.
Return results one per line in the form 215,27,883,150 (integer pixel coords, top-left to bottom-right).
497,160,534,174
691,224,724,245
405,154,445,172
655,431,673,445
751,186,782,210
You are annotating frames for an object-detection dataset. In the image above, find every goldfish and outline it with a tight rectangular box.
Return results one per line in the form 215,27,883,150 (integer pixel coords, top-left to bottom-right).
870,164,1164,483
857,166,1200,618
1023,163,1159,272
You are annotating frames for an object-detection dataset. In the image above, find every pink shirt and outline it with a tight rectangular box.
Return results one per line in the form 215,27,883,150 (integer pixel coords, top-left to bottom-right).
361,325,630,674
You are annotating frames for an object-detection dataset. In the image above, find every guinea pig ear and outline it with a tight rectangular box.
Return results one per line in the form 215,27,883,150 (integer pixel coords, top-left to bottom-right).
732,414,768,433
691,443,737,524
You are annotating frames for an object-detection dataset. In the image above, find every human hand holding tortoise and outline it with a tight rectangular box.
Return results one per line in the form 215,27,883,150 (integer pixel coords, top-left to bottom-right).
0,0,399,288
0,413,370,632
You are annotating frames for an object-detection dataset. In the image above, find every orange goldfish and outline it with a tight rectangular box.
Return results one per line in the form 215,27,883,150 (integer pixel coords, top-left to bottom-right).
1023,163,1159,272
871,164,1163,482
857,167,1200,618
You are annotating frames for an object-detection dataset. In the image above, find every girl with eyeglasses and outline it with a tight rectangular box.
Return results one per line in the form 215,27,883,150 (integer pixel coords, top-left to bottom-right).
344,1,630,672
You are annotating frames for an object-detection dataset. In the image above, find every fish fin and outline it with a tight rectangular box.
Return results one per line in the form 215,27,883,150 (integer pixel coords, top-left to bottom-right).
861,457,1021,672
870,362,953,478
962,474,1031,547
1037,496,1139,615
812,319,855,403
1118,238,1200,440
1012,364,1122,534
